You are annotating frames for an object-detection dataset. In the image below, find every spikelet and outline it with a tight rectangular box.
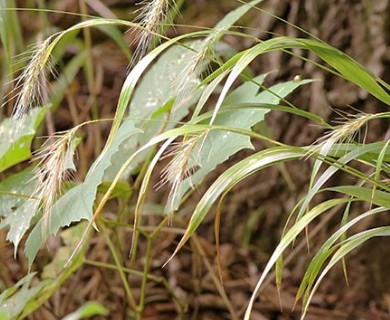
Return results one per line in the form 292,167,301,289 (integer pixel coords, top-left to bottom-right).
171,28,224,117
31,128,78,236
308,111,374,157
11,38,53,120
133,0,174,61
159,132,207,215
176,29,222,93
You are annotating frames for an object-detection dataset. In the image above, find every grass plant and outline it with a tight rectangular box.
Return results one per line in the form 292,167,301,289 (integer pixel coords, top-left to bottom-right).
0,0,390,319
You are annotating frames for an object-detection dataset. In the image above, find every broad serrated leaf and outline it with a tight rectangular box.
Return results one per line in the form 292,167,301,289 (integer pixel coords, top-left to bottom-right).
0,167,38,253
104,0,263,181
222,73,269,105
25,120,141,265
0,107,46,172
255,79,313,104
167,76,312,211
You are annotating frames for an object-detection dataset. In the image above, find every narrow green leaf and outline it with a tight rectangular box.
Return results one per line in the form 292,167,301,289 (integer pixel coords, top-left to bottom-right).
371,140,390,206
328,186,390,209
297,142,386,220
208,36,390,130
297,206,386,308
172,146,305,257
42,222,90,280
302,39,390,105
244,198,350,320
214,0,263,30
302,226,390,318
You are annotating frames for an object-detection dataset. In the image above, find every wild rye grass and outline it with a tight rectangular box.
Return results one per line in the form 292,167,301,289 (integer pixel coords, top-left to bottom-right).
1,0,390,319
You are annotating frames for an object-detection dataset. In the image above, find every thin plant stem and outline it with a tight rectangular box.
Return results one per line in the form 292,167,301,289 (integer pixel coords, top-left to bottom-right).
102,217,186,235
138,236,153,313
84,258,187,314
99,219,138,311
78,0,102,155
191,235,239,320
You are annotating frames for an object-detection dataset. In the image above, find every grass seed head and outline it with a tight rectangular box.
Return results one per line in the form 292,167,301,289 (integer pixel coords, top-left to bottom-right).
159,133,206,214
11,38,52,120
172,30,222,115
309,111,374,156
133,0,174,61
32,128,78,236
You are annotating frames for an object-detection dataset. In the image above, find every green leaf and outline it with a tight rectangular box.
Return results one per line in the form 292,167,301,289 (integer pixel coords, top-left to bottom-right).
0,1,23,57
25,120,141,266
244,198,350,320
0,273,48,319
297,142,386,221
328,186,390,209
0,312,9,320
62,302,109,320
302,226,390,318
167,76,312,211
171,146,305,257
20,223,88,318
42,222,90,280
0,107,46,172
105,0,263,181
104,42,202,180
297,206,386,308
207,37,390,132
215,0,263,30
302,39,390,106
222,73,269,105
98,181,132,200
0,167,38,253
255,78,314,105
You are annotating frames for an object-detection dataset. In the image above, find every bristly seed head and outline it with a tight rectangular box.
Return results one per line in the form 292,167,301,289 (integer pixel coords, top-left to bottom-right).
133,0,174,62
309,111,374,156
11,38,53,121
158,132,207,214
171,29,223,116
31,128,78,236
